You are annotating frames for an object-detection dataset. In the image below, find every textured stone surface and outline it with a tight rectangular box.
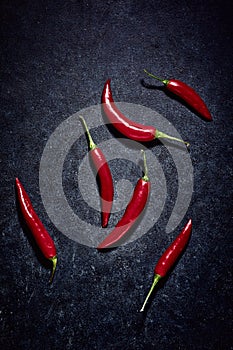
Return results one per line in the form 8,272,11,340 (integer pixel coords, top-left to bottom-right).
1,1,233,349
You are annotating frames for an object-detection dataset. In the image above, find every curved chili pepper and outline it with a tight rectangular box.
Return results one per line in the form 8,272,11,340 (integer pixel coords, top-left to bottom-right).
144,69,212,121
101,79,189,146
15,178,57,282
80,116,114,228
140,219,192,312
97,150,150,249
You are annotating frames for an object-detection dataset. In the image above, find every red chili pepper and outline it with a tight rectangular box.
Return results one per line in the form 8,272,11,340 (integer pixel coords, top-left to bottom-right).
97,150,150,249
101,79,189,146
144,69,212,121
80,116,114,228
15,178,57,282
140,219,192,312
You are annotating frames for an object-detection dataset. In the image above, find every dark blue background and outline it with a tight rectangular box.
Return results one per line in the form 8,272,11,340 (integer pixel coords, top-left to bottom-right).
1,1,232,349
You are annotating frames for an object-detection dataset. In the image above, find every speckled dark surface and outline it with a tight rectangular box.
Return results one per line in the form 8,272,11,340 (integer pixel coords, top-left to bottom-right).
1,1,233,349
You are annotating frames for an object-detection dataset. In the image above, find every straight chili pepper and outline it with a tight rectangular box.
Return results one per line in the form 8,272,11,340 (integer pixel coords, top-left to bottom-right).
144,69,212,121
101,79,189,146
140,219,192,312
80,116,114,228
15,178,57,283
97,150,150,249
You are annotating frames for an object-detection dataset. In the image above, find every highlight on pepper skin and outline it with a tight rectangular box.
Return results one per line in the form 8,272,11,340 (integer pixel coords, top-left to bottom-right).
102,79,190,146
140,219,192,312
79,115,114,228
15,177,57,283
97,150,150,249
144,69,212,121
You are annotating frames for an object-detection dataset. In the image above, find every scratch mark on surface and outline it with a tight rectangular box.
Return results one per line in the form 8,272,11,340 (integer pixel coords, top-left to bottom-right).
28,289,35,305
45,300,57,320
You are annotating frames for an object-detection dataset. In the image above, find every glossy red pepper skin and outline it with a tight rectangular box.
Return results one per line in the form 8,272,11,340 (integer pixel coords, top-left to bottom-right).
144,70,212,121
166,80,212,121
97,177,150,249
102,79,156,141
80,116,114,227
15,178,57,281
101,80,189,146
154,218,192,277
90,147,114,228
140,219,192,312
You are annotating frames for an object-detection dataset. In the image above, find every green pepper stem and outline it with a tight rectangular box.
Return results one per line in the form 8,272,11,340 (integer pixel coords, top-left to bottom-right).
156,130,190,148
141,150,149,182
79,115,96,150
140,274,161,312
49,256,57,283
144,69,169,85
